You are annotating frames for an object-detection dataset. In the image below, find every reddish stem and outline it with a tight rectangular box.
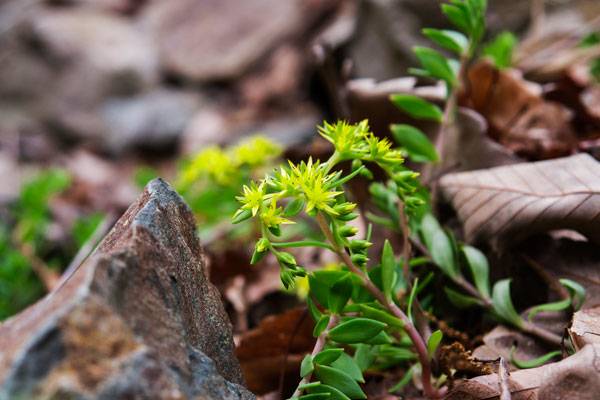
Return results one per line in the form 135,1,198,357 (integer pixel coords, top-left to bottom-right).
316,213,446,399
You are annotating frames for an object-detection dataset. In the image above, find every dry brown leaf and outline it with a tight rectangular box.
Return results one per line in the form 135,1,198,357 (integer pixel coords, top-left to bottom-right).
236,307,314,395
464,61,576,159
439,108,522,174
570,307,600,350
439,153,600,247
447,344,600,400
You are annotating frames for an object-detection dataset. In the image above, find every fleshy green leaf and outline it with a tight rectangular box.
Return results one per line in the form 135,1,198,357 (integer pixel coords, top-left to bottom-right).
307,295,323,322
407,278,419,323
284,197,306,217
328,318,386,344
390,124,439,163
430,230,458,278
427,330,443,357
358,304,404,329
444,287,481,309
377,345,417,360
422,28,468,54
314,348,345,366
301,354,314,377
560,278,586,310
527,298,571,322
462,245,491,299
314,315,331,337
366,330,393,345
492,279,524,327
298,394,331,400
510,347,561,369
331,352,364,383
329,274,353,314
314,365,367,399
390,94,443,122
307,383,351,400
381,240,396,302
232,208,252,224
483,31,516,69
354,344,376,372
310,270,350,309
441,3,470,34
413,46,457,86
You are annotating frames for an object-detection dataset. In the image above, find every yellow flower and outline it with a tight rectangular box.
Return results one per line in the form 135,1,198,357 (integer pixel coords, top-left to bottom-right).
318,120,370,155
287,158,343,215
260,198,294,228
179,146,234,187
232,136,282,168
236,181,267,216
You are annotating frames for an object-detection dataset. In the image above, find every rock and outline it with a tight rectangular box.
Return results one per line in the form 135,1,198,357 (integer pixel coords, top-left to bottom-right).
141,0,335,82
0,179,254,400
101,89,200,152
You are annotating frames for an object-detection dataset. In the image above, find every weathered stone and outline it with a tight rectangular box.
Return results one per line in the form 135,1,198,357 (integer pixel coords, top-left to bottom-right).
141,0,334,82
0,179,254,400
101,89,200,152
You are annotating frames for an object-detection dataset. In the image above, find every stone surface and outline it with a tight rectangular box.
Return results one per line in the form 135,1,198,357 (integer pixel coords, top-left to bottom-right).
141,0,333,82
0,179,254,400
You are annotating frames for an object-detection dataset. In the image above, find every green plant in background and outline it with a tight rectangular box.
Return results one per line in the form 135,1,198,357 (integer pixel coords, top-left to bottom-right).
483,31,517,69
0,169,103,320
176,135,284,242
579,31,600,82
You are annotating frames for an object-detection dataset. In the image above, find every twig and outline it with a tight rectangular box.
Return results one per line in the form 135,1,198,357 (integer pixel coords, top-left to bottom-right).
316,213,446,399
498,357,512,400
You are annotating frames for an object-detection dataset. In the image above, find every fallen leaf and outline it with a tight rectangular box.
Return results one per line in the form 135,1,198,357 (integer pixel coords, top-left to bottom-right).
438,108,522,174
236,307,315,395
463,61,576,159
447,344,600,400
569,307,600,350
439,154,600,247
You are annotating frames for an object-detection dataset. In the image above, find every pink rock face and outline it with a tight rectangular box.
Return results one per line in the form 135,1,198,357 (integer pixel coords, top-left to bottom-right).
0,179,253,400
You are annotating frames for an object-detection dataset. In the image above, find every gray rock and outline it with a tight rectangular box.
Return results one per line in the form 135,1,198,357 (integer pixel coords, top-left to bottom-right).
140,0,329,82
0,179,254,400
101,89,200,152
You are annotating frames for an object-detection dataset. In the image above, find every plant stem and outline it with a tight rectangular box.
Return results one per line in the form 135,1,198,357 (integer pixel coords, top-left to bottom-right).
520,320,562,347
291,314,340,398
316,213,446,399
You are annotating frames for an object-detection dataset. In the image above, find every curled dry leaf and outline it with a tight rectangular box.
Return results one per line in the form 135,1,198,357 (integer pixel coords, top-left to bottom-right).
439,108,522,174
570,307,600,350
463,61,576,159
439,154,600,247
236,307,314,395
447,344,600,400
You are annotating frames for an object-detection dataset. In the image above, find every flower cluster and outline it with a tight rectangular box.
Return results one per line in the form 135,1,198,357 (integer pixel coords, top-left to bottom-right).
178,135,282,188
233,120,423,289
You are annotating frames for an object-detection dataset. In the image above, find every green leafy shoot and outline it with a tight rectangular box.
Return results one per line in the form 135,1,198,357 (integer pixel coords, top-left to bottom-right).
483,31,517,69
